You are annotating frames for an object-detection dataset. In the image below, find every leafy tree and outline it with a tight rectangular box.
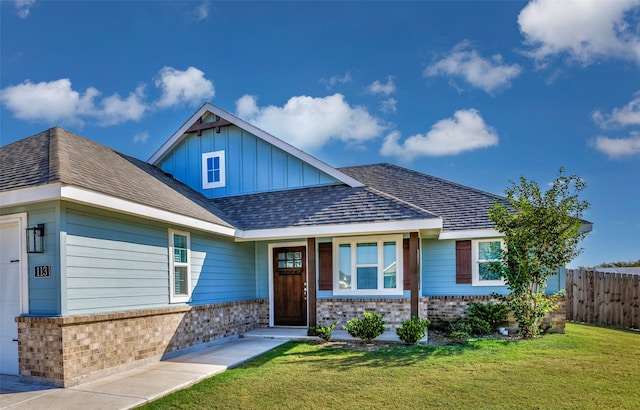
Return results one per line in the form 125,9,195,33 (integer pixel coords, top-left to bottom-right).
488,168,590,337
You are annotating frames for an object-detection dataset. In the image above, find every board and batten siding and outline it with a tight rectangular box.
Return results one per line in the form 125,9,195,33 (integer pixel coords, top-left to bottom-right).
157,122,340,198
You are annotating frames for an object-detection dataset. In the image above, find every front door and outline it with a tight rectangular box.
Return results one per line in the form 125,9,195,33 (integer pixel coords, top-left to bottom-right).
273,246,307,326
0,217,23,375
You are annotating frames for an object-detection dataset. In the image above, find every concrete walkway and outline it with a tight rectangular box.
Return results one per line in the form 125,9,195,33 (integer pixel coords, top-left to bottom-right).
0,329,409,410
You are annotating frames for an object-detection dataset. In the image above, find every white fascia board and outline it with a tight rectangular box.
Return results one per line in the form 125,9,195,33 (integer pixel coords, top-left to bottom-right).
0,183,63,208
148,103,364,188
438,229,503,240
235,218,443,241
59,186,236,237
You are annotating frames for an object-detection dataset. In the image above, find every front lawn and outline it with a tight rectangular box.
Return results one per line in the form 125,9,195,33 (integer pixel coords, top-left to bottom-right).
140,323,640,409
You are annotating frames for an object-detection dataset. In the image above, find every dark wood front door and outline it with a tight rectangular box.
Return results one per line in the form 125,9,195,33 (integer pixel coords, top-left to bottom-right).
273,246,307,326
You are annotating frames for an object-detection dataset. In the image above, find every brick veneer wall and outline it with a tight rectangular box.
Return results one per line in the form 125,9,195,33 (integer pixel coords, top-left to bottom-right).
317,296,566,333
317,298,417,330
425,295,566,333
16,299,268,387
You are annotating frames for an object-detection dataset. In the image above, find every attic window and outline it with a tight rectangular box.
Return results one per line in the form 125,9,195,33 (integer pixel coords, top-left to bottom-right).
202,151,226,189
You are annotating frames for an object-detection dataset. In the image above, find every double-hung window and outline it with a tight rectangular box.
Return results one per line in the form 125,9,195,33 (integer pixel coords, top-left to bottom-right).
333,235,403,295
472,239,505,286
202,151,226,189
169,229,191,303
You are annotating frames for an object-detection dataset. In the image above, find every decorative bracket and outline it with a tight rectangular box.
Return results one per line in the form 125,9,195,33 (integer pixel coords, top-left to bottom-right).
186,116,233,136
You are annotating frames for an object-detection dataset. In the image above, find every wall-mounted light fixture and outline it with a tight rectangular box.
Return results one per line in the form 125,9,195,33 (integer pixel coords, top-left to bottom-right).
26,223,45,253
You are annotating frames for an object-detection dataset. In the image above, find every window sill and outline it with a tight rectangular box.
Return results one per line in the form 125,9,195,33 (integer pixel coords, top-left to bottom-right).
333,289,404,296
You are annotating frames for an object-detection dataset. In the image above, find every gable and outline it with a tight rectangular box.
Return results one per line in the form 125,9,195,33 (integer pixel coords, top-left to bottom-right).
150,104,363,199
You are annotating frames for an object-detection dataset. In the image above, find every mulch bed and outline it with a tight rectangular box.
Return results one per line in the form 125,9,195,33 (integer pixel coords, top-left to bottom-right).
312,330,520,351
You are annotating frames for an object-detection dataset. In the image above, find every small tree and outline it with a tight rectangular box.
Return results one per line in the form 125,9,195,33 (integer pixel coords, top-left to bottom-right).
488,168,590,338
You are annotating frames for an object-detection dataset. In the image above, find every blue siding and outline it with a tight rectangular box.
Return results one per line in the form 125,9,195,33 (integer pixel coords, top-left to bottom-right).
190,234,256,304
2,202,61,315
255,242,269,299
157,123,341,198
63,205,258,314
64,207,169,314
422,239,508,296
27,204,61,315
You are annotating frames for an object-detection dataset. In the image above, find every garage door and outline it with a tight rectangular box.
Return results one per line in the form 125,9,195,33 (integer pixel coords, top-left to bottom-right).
0,215,25,375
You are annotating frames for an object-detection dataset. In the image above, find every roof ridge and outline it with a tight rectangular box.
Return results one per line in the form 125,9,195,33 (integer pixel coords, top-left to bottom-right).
348,162,507,201
363,186,437,218
48,127,66,184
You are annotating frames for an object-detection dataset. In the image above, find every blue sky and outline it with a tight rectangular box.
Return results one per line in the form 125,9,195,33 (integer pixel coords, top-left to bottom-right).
1,1,639,268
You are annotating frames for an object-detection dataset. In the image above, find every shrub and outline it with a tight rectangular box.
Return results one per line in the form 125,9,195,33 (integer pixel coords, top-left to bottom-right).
310,322,336,342
448,321,472,334
449,331,470,344
467,316,492,336
396,317,431,345
467,302,509,332
343,311,386,343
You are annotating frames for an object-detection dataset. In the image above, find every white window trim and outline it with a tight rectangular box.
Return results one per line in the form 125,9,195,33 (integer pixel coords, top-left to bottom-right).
472,238,505,287
169,229,192,303
333,234,403,296
202,151,226,189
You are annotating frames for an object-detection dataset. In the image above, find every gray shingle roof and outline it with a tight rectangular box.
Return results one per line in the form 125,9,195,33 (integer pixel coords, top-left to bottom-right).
338,163,509,231
0,127,233,228
2,129,509,234
212,184,439,230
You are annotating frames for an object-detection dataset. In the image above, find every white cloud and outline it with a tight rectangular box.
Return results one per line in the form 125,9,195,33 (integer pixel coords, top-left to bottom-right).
189,2,209,22
133,131,150,144
0,79,146,126
593,132,640,159
235,94,386,152
518,0,640,66
380,98,397,114
320,72,352,89
97,85,147,126
0,78,97,124
15,0,36,19
0,66,214,127
154,66,215,108
367,76,396,96
593,93,640,128
424,41,522,94
380,109,498,160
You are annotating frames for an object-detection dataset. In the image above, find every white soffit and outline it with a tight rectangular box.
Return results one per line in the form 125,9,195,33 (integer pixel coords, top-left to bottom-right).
438,229,503,240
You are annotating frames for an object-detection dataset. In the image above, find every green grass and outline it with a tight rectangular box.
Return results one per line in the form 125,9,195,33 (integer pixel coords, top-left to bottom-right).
140,323,640,409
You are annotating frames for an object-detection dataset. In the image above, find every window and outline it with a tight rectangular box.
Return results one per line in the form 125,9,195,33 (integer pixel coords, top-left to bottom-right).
472,239,505,286
169,229,191,303
202,151,226,189
333,235,403,295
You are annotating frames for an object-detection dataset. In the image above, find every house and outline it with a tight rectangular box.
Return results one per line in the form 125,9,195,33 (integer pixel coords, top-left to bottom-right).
0,103,568,387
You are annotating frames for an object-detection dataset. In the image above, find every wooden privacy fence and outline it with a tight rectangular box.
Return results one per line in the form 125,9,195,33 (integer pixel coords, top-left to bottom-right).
566,269,640,329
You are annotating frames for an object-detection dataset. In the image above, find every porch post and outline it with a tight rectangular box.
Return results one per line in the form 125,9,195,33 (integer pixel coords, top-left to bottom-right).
410,232,419,317
307,237,317,334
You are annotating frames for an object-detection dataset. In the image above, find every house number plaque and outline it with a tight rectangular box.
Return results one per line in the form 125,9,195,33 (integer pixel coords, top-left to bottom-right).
34,265,51,278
